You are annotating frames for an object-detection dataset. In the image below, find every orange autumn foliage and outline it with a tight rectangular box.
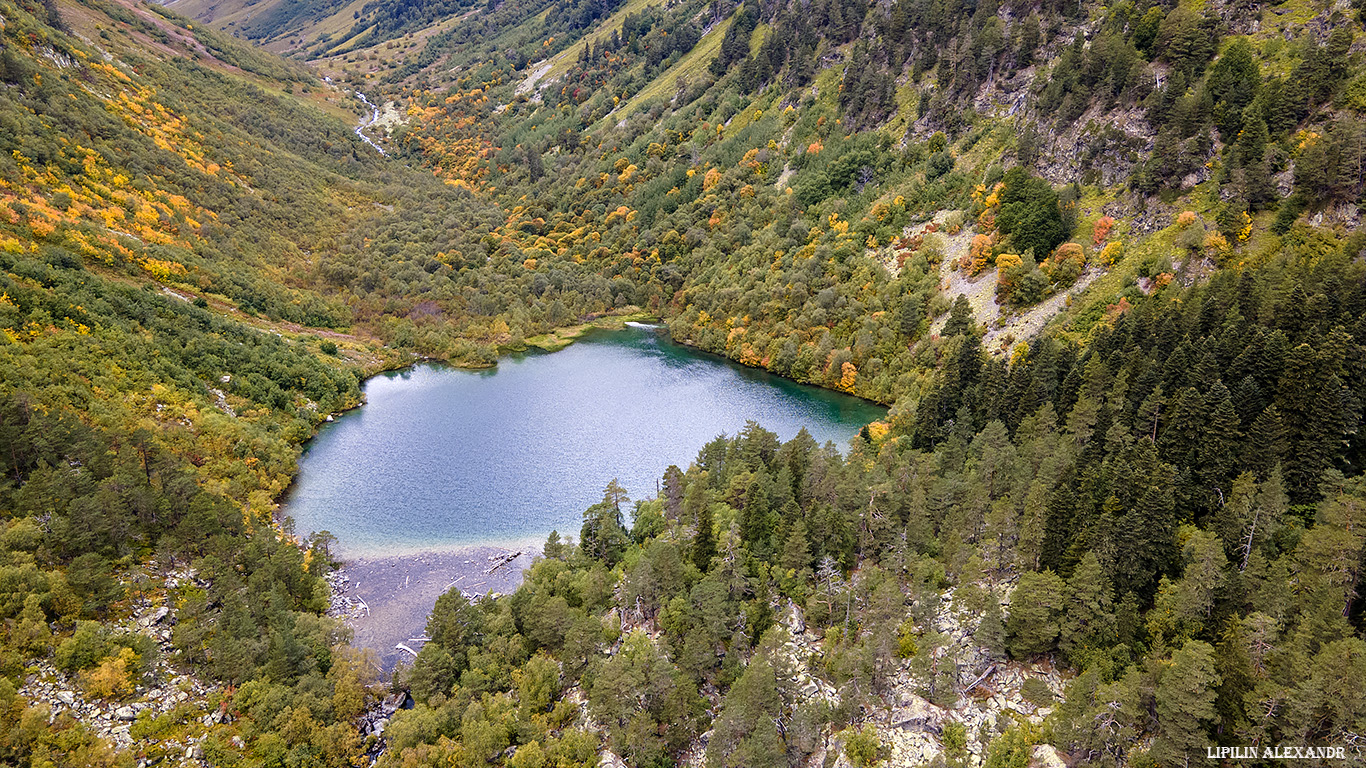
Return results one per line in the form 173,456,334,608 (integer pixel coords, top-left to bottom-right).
968,233,993,274
1092,216,1115,245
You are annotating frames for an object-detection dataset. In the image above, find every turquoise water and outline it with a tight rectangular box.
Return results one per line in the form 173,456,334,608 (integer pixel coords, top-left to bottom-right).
285,326,885,557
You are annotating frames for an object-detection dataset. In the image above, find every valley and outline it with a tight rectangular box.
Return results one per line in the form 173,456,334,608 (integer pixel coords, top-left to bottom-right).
0,0,1362,765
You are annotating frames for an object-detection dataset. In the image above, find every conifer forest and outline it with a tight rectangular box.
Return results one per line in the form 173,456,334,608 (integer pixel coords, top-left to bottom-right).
0,0,1364,764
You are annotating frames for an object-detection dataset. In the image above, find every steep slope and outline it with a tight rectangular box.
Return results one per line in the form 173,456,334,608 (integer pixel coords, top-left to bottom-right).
263,0,1366,765
2,0,1365,765
0,0,651,761
346,0,1364,405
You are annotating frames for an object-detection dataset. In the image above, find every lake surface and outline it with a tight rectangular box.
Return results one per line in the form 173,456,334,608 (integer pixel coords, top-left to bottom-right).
286,325,885,557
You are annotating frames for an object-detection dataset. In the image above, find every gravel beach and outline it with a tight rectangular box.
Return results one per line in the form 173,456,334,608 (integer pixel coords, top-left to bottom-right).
327,546,538,673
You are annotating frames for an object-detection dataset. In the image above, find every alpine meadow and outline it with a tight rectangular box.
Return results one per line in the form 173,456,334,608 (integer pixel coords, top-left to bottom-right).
0,0,1364,764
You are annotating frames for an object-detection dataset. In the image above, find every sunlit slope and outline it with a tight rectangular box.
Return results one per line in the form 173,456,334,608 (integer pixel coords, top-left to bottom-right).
160,0,362,53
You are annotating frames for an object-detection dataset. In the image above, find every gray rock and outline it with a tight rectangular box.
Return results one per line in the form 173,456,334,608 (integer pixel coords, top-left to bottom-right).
114,705,138,721
140,606,170,627
1032,744,1067,768
380,691,409,716
890,694,944,734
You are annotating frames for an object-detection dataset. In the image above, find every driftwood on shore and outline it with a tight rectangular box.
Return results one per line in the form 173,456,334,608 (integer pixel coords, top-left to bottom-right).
485,550,526,575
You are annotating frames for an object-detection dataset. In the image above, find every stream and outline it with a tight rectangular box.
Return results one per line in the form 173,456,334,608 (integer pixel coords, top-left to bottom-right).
353,92,387,155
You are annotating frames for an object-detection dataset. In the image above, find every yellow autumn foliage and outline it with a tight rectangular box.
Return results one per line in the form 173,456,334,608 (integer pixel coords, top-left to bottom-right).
838,361,857,393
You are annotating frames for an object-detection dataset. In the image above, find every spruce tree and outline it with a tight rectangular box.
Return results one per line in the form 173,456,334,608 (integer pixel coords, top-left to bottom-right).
694,502,716,572
1242,405,1287,479
1198,380,1242,510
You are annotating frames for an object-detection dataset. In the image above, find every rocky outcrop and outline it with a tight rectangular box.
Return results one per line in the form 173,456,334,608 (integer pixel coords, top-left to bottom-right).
801,582,1068,768
20,624,221,764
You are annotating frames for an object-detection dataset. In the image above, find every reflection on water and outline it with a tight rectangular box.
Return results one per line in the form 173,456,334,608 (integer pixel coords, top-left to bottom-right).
285,326,885,557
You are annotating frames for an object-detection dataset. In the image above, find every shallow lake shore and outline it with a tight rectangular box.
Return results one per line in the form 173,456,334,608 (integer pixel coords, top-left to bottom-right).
326,545,539,673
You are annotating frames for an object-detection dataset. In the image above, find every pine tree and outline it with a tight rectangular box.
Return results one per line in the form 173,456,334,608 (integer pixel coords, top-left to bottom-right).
1158,386,1206,468
1147,526,1228,644
662,465,685,520
738,471,773,552
1153,640,1221,763
943,294,976,338
694,501,716,572
1198,380,1242,511
977,596,1007,660
1060,552,1117,662
1242,405,1287,479
780,519,813,576
581,487,628,566
1213,471,1258,561
1006,570,1065,658
1294,477,1366,618
705,648,789,768
1110,472,1178,600
1287,637,1366,744
1231,375,1264,427
1207,37,1260,139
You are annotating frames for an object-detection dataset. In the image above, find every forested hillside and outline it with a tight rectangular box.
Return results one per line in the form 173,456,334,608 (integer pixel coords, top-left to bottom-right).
0,0,649,762
197,0,1366,407
1,0,1364,763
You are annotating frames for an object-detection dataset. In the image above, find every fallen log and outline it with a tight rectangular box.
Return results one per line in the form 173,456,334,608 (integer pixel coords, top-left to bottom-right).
964,664,997,693
485,550,525,575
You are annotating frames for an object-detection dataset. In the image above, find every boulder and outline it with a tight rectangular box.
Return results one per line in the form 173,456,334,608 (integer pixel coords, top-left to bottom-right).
1031,744,1067,768
380,691,412,716
890,694,944,734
